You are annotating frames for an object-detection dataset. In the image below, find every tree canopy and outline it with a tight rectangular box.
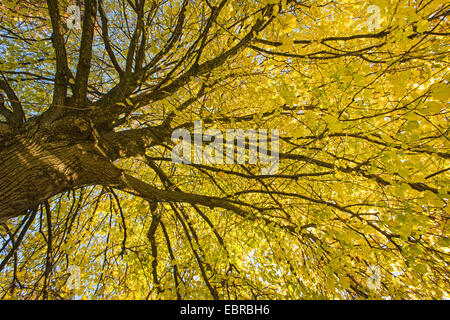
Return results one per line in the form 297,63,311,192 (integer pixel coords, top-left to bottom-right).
0,0,449,299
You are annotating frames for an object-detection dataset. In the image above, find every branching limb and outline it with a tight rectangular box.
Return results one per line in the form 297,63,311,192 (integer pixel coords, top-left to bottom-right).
0,77,24,126
46,0,70,115
72,0,98,106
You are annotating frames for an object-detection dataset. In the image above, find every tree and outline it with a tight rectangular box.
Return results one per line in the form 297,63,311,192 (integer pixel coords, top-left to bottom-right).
0,0,448,299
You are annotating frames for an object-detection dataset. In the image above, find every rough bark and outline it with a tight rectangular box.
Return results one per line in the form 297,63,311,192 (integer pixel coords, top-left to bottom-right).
0,116,123,222
0,113,248,223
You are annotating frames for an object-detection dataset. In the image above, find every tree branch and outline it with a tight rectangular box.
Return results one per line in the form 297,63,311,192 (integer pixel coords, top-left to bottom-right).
0,78,24,126
46,0,71,118
73,0,98,106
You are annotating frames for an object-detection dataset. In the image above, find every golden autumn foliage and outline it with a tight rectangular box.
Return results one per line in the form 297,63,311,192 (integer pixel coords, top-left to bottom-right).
0,0,448,299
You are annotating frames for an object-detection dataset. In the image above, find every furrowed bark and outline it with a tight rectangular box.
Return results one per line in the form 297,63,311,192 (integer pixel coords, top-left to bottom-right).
0,118,123,222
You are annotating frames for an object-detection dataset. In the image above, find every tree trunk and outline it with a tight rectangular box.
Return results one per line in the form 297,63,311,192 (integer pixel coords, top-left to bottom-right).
0,118,122,222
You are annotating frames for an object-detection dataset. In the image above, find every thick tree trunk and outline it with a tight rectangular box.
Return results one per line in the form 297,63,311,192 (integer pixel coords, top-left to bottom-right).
0,118,122,222
0,116,251,225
